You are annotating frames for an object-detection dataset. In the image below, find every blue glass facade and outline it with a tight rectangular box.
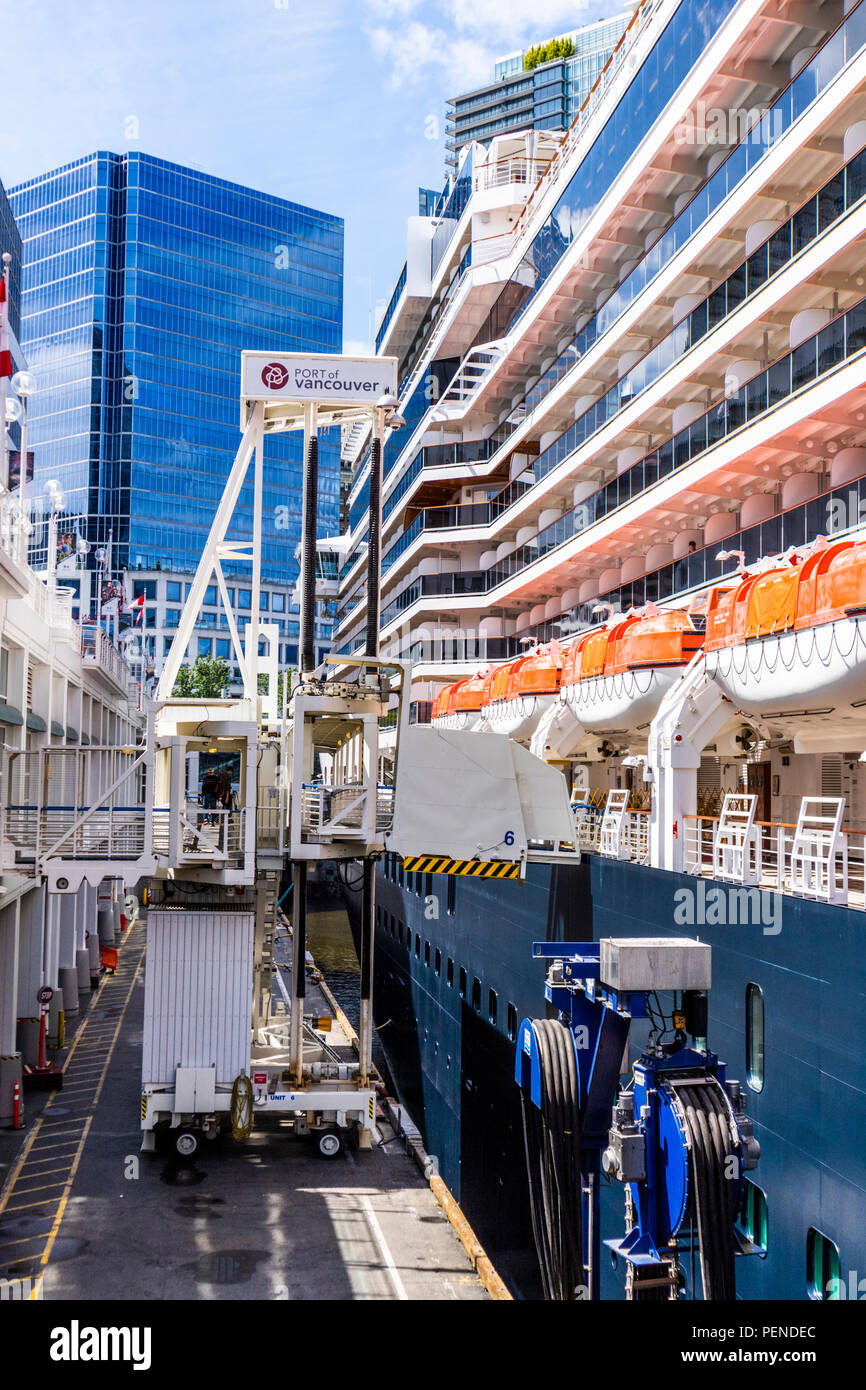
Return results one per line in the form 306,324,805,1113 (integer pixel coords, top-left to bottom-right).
9,152,343,590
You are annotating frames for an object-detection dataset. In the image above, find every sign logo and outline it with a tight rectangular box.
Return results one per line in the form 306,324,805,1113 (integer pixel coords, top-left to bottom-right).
261,361,290,390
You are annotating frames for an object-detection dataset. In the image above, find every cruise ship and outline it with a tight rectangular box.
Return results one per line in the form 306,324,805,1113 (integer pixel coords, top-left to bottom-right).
336,0,866,1298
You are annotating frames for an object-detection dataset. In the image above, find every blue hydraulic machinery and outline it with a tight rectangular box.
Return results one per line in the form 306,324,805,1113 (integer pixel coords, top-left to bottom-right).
515,937,760,1301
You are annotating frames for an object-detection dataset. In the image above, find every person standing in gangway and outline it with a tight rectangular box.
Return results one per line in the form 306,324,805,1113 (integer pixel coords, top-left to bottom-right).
201,768,220,824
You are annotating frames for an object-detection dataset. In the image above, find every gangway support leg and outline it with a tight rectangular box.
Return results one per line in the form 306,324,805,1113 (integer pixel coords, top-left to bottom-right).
360,859,375,1088
290,861,307,1086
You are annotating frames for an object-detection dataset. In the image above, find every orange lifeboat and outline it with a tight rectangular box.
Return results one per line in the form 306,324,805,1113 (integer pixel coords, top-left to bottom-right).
562,609,704,732
431,684,456,722
703,537,866,718
452,672,487,712
432,674,488,730
482,648,564,741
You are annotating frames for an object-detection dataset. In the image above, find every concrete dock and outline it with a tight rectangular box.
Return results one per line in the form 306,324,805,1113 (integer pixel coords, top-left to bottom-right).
0,916,489,1301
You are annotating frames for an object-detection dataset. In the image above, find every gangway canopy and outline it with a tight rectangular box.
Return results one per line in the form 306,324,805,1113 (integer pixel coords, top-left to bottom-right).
386,726,574,864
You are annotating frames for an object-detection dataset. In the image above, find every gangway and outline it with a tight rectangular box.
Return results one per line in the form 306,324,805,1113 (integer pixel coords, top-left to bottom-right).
33,349,577,1160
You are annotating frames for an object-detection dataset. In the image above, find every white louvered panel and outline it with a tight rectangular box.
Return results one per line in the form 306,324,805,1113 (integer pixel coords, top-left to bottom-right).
142,910,254,1087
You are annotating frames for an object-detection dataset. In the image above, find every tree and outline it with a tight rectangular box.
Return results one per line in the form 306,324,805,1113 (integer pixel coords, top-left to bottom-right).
173,654,230,698
524,35,575,71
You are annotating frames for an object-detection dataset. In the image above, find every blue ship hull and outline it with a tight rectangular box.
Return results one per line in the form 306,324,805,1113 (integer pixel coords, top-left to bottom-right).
349,856,866,1299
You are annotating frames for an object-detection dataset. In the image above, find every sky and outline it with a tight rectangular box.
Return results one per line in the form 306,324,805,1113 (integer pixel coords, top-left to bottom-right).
0,0,617,353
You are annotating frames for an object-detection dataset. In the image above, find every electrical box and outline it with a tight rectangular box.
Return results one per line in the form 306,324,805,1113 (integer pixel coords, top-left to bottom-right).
599,937,711,993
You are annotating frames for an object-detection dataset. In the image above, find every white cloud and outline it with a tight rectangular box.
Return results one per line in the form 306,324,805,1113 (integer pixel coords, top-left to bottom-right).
364,0,426,14
362,0,611,92
447,0,597,40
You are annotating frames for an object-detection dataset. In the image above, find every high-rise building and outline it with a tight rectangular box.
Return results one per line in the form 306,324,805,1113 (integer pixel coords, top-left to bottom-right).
446,13,630,168
9,152,343,670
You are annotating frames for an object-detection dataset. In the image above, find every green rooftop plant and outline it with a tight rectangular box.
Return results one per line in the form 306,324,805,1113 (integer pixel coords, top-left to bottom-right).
524,36,575,71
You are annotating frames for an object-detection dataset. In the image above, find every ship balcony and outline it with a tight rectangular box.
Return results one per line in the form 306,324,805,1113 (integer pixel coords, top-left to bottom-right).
80,625,137,698
441,6,866,486
356,294,866,645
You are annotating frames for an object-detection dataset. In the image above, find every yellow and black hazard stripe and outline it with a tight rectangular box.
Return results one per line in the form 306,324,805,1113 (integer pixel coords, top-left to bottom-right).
402,855,522,880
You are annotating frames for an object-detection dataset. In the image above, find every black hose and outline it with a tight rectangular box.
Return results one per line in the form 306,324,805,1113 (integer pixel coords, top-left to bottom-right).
520,1019,584,1300
301,431,318,675
675,1081,737,1300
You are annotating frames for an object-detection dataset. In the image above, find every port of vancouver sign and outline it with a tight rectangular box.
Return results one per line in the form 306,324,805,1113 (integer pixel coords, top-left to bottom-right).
241,351,397,408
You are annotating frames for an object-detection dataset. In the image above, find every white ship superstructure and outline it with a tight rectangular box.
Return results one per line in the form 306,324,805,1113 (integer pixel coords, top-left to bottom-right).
337,0,866,903
0,485,141,1117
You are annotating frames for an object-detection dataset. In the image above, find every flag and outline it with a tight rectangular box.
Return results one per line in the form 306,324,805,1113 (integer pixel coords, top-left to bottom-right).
0,276,11,380
127,591,146,626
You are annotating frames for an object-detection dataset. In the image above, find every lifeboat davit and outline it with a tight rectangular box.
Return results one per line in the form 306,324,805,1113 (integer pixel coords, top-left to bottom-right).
480,648,563,741
431,672,487,731
563,610,704,733
703,538,866,724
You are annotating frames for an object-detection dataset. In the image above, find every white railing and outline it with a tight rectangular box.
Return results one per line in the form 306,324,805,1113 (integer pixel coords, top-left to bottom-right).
81,626,136,694
4,805,148,861
2,745,147,867
0,486,30,570
177,802,246,860
684,805,859,908
474,155,555,192
300,782,394,840
574,802,649,864
436,342,508,411
713,793,759,885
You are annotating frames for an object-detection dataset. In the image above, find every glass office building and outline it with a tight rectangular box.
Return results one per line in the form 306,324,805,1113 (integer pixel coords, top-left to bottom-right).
446,14,629,168
9,153,343,610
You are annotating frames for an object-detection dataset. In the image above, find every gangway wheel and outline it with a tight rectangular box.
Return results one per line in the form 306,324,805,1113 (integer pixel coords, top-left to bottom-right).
231,1074,254,1141
316,1128,342,1159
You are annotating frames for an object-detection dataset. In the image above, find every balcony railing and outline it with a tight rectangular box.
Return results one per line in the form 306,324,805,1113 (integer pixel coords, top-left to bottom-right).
683,804,862,909
0,487,31,571
81,626,136,694
491,144,866,518
504,0,866,344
